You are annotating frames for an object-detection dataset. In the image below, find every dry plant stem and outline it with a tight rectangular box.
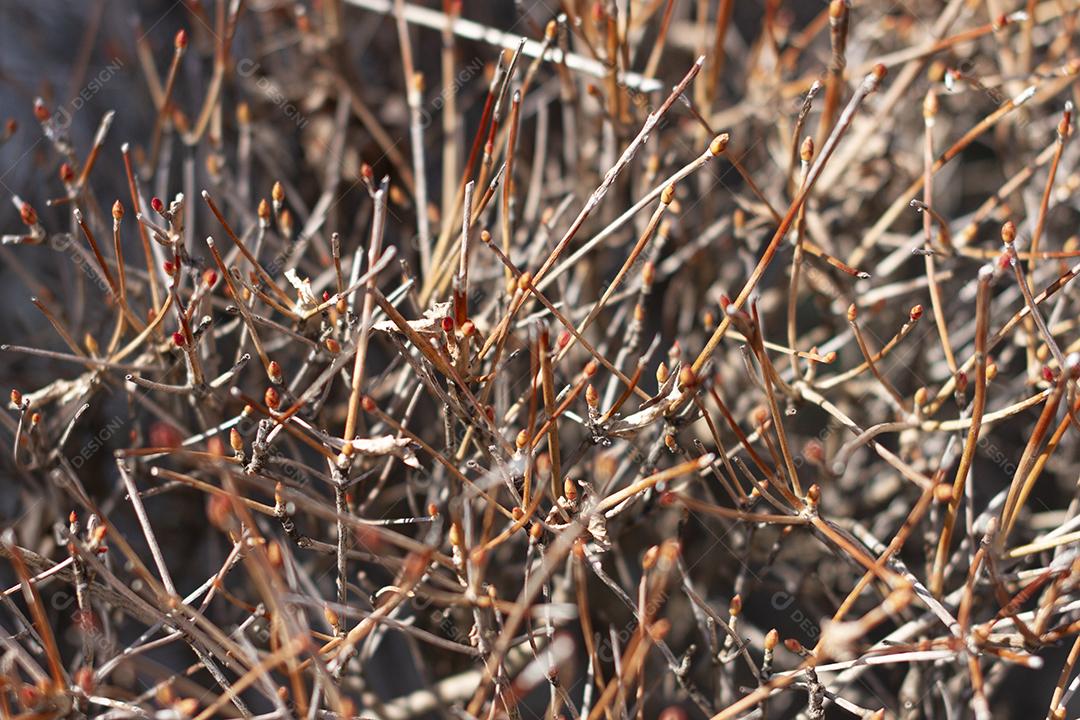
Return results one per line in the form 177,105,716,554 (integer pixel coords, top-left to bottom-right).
925,260,1080,416
478,239,649,400
500,91,522,286
421,56,502,303
817,311,920,390
539,328,562,502
538,138,724,290
395,0,432,277
555,185,672,364
203,191,294,310
343,183,388,444
1027,106,1071,281
123,144,160,315
529,56,704,288
817,0,849,149
931,268,992,597
849,313,907,413
855,84,1037,263
1049,634,1080,717
147,39,185,177
1000,380,1066,545
183,1,241,146
117,460,177,597
921,93,958,374
642,0,676,80
691,66,885,379
205,237,272,376
2,538,67,691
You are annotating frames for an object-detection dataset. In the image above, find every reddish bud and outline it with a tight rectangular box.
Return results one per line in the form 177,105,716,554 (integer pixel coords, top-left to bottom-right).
19,202,37,227
151,196,165,214
172,331,186,347
33,98,49,123
174,29,188,49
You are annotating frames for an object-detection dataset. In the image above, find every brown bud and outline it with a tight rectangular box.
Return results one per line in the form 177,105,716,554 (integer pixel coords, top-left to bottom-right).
1001,220,1017,244
517,271,533,293
19,202,37,227
934,484,955,503
642,261,655,287
656,362,669,385
709,133,729,156
923,89,938,119
642,545,660,570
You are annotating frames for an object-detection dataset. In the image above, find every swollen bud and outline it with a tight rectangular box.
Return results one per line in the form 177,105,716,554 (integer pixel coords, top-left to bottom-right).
19,202,37,227
1001,220,1017,244
709,134,729,156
